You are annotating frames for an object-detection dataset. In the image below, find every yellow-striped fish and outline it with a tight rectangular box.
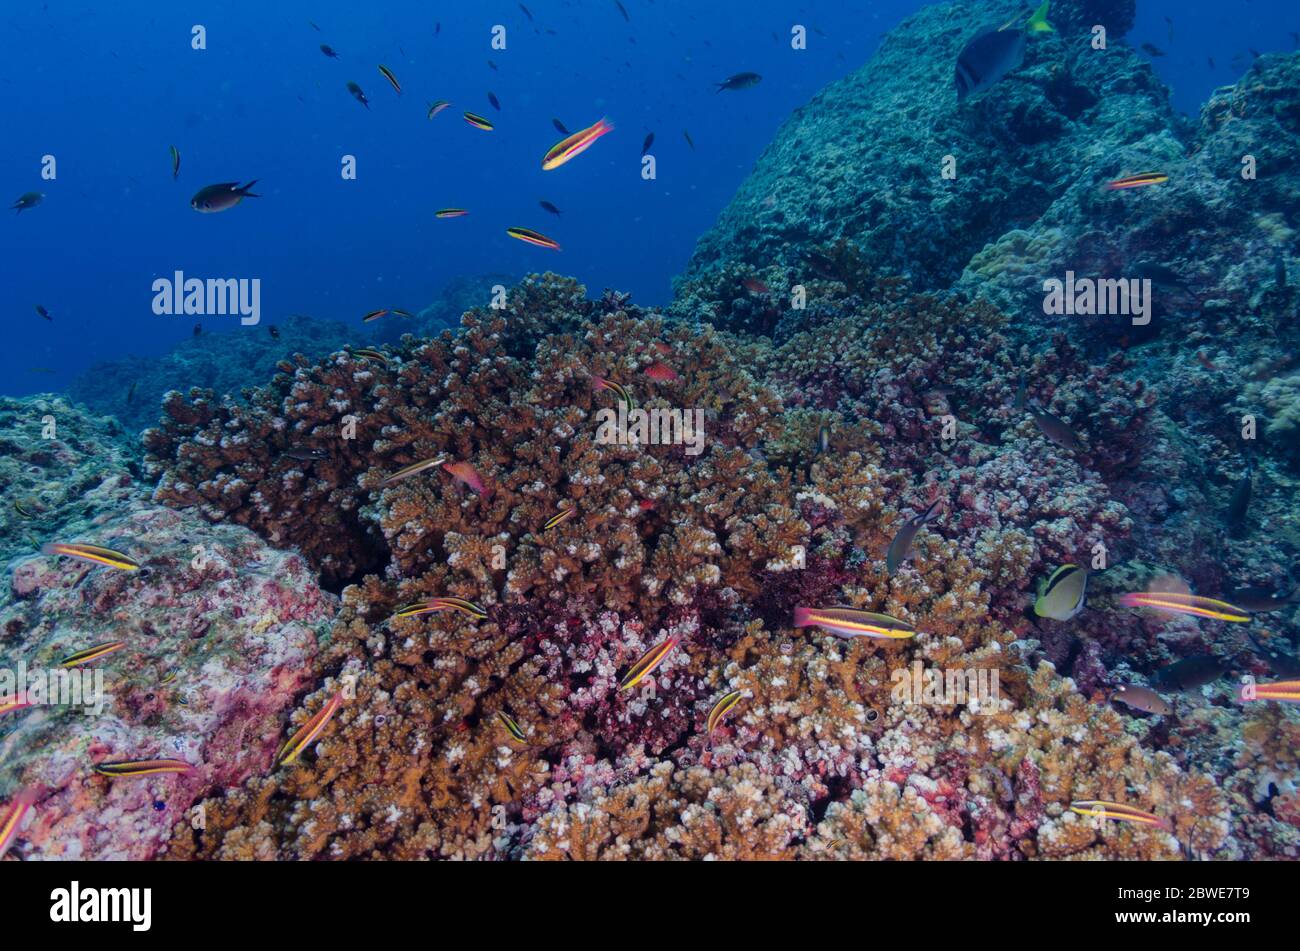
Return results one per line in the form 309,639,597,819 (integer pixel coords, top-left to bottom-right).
390,596,488,621
506,226,560,250
390,309,415,319
590,374,634,412
543,505,576,531
435,208,469,218
427,99,451,119
362,308,389,323
0,700,32,718
42,542,141,571
94,759,196,778
60,641,126,667
792,606,916,640
1239,678,1300,703
1069,800,1173,831
706,689,743,736
380,456,446,487
541,117,614,170
0,789,36,860
377,64,401,95
352,348,390,367
463,111,494,131
620,637,677,690
13,500,38,520
1119,591,1250,623
497,711,527,744
275,690,344,768
169,144,180,180
1105,171,1168,191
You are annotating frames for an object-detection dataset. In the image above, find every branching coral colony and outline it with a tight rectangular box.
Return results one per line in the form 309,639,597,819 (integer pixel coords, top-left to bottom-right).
128,268,1299,861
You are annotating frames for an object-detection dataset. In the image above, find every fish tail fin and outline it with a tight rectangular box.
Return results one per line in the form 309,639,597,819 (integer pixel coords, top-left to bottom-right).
1027,0,1054,32
793,606,813,628
240,180,261,198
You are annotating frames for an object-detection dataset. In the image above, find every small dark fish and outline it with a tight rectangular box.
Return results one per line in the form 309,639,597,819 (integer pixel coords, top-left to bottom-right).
346,81,370,109
954,28,1025,100
34,304,52,321
1276,257,1288,289
488,91,501,111
488,59,498,71
539,200,562,216
1152,656,1226,693
1013,373,1026,411
268,326,280,339
126,382,137,404
11,191,43,213
378,64,401,95
1028,405,1082,451
683,129,695,151
886,499,942,574
1248,633,1300,678
1133,261,1184,288
715,72,762,92
1227,585,1296,614
1226,457,1252,533
1249,48,1261,59
552,118,570,135
284,447,328,462
434,22,441,36
192,323,202,336
190,181,260,213
320,44,339,58
309,21,321,31
519,4,534,22
641,132,655,155
1141,42,1165,57
1207,56,1215,70
614,0,629,22
169,144,180,180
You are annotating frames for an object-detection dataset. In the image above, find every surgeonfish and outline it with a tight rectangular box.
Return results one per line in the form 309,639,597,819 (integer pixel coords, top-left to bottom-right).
793,606,917,640
885,499,942,574
1033,564,1087,621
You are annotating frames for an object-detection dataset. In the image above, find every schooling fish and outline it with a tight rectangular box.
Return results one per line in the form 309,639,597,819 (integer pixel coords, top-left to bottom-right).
42,542,141,571
1034,564,1087,621
542,117,614,170
715,72,762,92
539,200,562,216
60,641,126,667
497,711,527,744
320,43,339,58
793,606,917,640
885,499,941,574
1028,405,1082,451
347,81,370,109
1113,685,1172,716
377,64,401,95
641,132,655,155
11,191,43,213
169,144,180,180
706,690,743,736
683,129,696,151
362,308,390,322
0,790,37,859
621,637,677,690
1118,591,1250,623
1152,655,1226,692
275,691,344,768
443,460,487,496
552,118,570,135
1069,800,1172,832
435,208,469,218
190,180,260,213
380,456,447,487
34,304,52,321
94,758,196,778
427,100,451,119
506,226,561,250
488,91,501,111
1105,172,1168,191
464,111,495,131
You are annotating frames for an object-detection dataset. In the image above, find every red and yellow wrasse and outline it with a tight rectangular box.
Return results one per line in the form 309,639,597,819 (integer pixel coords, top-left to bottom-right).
42,542,140,571
380,456,447,487
497,711,527,744
463,111,494,131
620,637,677,690
427,99,451,119
1239,678,1300,703
60,641,126,667
391,597,488,620
362,308,390,323
591,374,635,412
351,348,390,367
390,309,415,319
435,208,469,218
1069,800,1173,832
0,699,32,718
1105,171,1168,191
377,64,401,95
541,117,614,170
706,689,743,736
645,362,679,382
0,789,36,860
506,226,560,250
1118,591,1250,623
94,759,196,778
544,505,576,531
275,691,344,768
793,606,917,640
442,460,487,496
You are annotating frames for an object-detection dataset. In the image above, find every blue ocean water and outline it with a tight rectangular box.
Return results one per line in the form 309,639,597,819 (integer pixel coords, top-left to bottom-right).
1,0,1294,398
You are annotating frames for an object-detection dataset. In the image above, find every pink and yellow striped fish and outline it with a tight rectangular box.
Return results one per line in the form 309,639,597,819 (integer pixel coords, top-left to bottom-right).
793,606,917,640
60,641,126,667
1105,171,1168,191
391,596,488,621
275,691,344,768
0,699,32,718
506,226,561,251
1069,799,1173,832
42,542,140,571
94,759,196,778
1118,591,1250,623
542,117,614,170
706,689,743,736
0,789,36,860
620,637,677,690
1239,678,1300,703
